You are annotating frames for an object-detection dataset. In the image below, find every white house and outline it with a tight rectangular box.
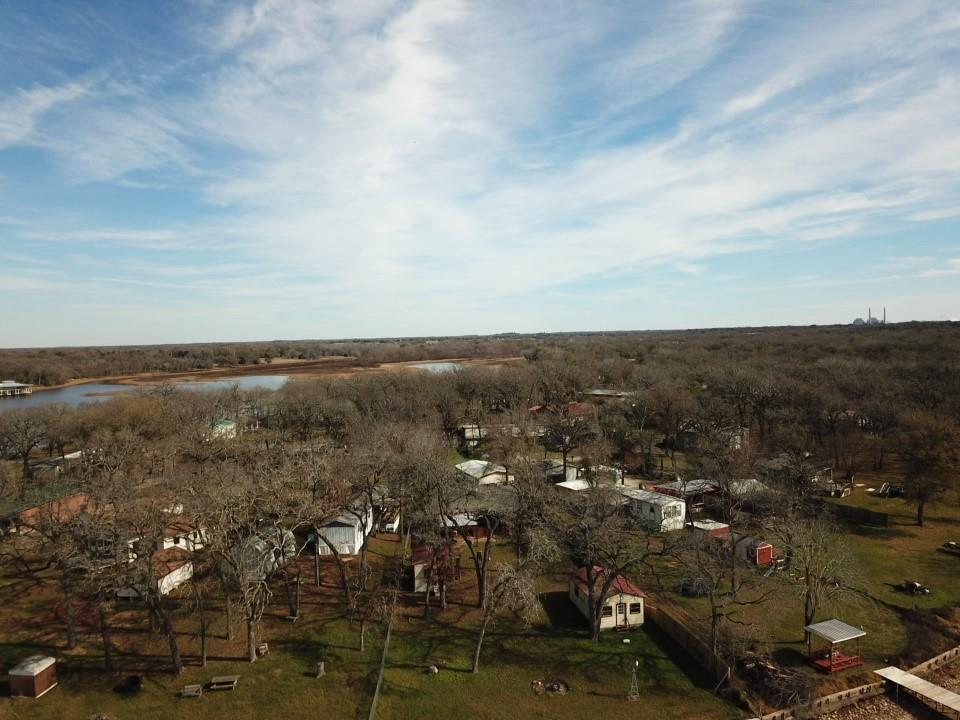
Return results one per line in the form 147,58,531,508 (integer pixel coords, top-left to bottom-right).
116,547,194,599
617,487,686,532
543,459,581,484
209,418,237,439
162,518,206,552
314,502,373,556
568,567,646,631
455,460,510,485
410,544,461,593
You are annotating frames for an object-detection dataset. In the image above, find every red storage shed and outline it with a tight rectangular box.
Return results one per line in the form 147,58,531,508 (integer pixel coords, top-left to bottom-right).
8,655,58,698
735,535,774,565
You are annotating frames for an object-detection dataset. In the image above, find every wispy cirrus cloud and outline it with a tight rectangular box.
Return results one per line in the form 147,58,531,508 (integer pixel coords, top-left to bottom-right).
918,259,960,277
1,0,959,344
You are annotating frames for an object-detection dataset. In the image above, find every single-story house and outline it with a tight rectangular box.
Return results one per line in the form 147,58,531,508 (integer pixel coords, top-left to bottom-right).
555,478,592,493
568,567,646,631
1,489,90,535
208,418,237,439
617,487,686,532
656,478,717,505
117,547,193,599
457,424,520,448
543,459,581,484
455,459,510,485
409,544,461,593
314,502,373,556
162,518,206,552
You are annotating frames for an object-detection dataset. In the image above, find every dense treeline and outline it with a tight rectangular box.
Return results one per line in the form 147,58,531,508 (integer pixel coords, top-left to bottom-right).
0,336,529,386
0,322,958,702
1,321,957,387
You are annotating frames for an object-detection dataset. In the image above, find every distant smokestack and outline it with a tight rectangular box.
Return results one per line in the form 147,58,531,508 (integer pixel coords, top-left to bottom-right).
883,307,886,325
869,306,871,322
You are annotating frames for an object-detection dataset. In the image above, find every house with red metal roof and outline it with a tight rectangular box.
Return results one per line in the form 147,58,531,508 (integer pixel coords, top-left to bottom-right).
568,566,646,631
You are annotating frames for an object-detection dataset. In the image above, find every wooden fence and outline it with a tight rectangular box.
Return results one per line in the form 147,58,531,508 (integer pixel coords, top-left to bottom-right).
645,603,732,684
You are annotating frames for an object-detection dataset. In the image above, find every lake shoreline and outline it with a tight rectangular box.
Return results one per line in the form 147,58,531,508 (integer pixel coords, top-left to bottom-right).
27,355,524,392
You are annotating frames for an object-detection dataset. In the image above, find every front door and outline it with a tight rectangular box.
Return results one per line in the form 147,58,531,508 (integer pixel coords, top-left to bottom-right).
617,602,628,627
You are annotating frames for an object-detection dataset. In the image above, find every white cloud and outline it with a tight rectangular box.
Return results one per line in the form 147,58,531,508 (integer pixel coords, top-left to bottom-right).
918,259,960,277
0,81,89,147
2,0,960,341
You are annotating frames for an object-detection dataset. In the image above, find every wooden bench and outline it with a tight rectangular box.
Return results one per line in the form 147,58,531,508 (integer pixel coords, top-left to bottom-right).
181,684,203,698
207,675,240,691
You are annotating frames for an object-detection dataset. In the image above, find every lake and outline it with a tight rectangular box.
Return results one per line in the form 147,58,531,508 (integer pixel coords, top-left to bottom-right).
0,375,289,412
408,361,463,373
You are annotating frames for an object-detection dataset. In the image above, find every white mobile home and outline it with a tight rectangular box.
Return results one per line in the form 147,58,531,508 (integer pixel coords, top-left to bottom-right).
568,567,646,631
618,487,686,532
116,548,194,599
314,502,373,556
455,460,510,485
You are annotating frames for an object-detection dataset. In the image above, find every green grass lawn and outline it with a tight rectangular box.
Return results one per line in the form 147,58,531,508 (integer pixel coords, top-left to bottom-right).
0,534,743,720
653,484,960,693
378,621,741,720
828,487,960,611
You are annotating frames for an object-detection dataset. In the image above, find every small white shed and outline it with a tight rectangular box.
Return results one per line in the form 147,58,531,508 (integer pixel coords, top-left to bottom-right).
569,567,646,631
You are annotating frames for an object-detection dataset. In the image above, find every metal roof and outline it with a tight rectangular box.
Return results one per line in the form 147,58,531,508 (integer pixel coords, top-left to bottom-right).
9,655,56,676
617,487,684,507
874,666,960,714
804,619,866,644
555,478,591,491
455,460,506,479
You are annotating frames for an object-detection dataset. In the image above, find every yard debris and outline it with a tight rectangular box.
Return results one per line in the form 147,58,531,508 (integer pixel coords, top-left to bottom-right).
898,580,932,595
426,664,439,674
531,679,570,695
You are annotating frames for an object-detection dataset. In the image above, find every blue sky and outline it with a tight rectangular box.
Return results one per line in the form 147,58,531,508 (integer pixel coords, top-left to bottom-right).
2,0,960,347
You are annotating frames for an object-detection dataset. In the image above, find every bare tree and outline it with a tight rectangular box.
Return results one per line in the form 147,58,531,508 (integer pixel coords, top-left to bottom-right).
0,409,48,481
548,487,660,641
771,510,858,640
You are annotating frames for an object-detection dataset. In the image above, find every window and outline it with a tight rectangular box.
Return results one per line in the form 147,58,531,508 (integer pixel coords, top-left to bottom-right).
602,606,613,617
616,603,626,614
630,603,643,615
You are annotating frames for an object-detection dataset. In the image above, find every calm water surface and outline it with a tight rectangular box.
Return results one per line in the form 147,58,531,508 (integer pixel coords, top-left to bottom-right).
0,375,288,412
408,361,463,373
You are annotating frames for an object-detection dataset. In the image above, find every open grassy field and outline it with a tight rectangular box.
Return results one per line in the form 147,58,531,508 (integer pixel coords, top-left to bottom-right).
0,535,742,720
656,480,960,696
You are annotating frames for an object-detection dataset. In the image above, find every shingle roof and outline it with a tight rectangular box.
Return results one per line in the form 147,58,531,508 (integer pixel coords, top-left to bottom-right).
571,566,646,599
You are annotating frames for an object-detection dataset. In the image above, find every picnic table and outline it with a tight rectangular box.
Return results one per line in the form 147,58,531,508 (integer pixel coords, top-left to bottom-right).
181,684,203,698
208,675,240,691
